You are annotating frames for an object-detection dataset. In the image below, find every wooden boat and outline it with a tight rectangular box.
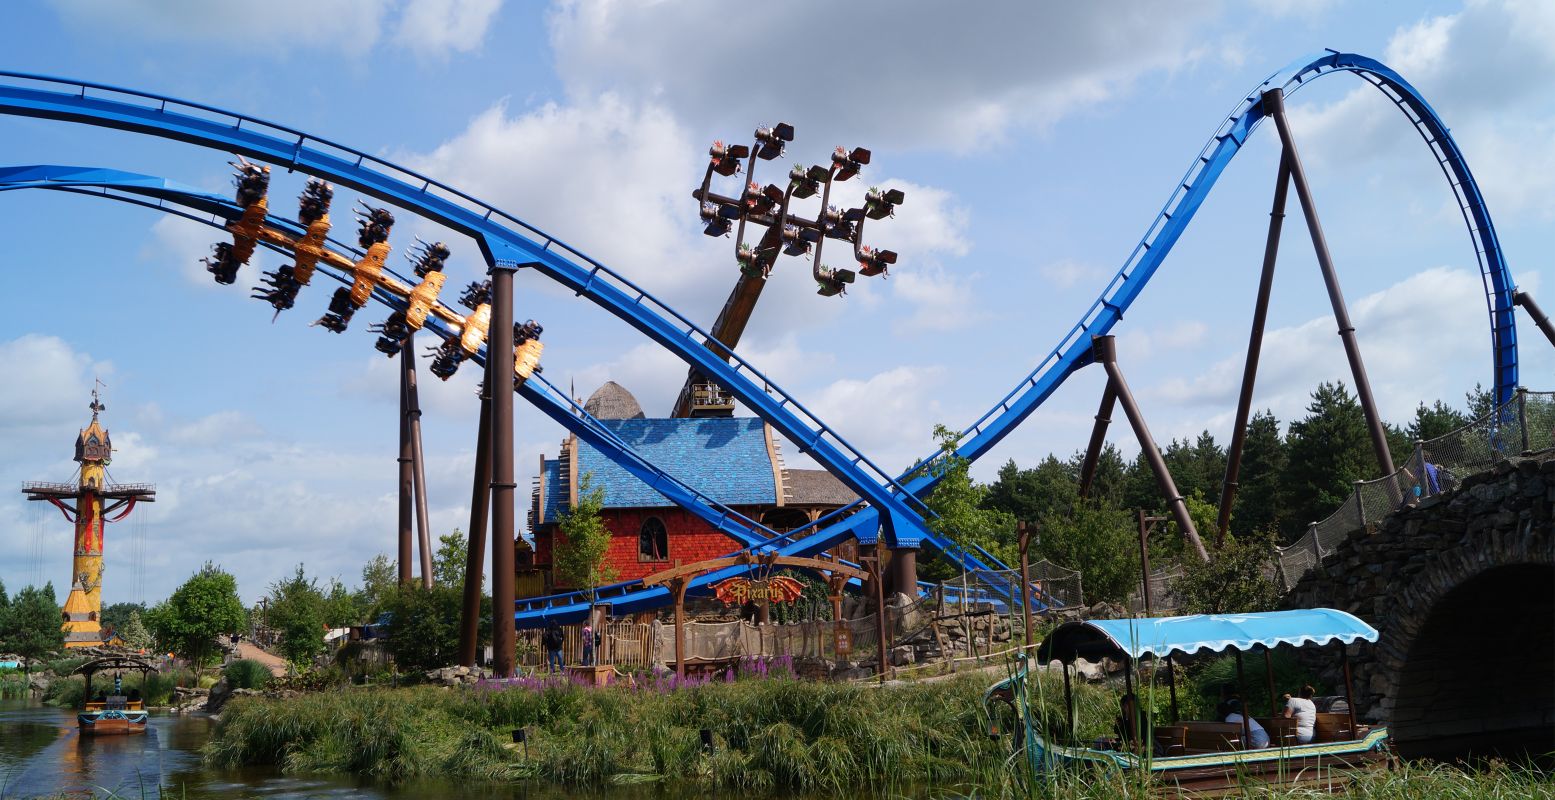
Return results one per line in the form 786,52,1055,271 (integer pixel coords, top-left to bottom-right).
986,608,1390,795
74,655,157,735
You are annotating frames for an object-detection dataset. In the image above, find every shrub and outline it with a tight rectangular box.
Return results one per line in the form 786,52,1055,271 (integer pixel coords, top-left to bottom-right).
224,658,274,690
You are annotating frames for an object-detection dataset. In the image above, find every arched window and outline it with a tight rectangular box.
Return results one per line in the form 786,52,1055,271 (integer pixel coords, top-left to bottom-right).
639,517,668,562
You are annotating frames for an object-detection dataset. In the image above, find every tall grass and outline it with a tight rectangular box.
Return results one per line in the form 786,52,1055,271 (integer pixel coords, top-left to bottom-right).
206,673,1012,790
221,659,273,690
42,671,178,707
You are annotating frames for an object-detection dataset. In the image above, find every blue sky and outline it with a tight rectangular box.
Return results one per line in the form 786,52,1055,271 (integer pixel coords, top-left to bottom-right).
0,1,1550,605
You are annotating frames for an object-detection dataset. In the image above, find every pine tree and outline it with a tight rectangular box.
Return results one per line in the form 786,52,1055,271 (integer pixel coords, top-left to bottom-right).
1406,400,1469,442
0,583,65,668
1282,382,1373,539
1234,411,1287,539
1464,383,1496,421
121,610,152,651
983,456,1076,524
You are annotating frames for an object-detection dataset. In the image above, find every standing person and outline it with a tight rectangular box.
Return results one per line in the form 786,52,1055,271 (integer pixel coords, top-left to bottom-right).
1283,685,1318,744
581,621,594,666
543,620,565,674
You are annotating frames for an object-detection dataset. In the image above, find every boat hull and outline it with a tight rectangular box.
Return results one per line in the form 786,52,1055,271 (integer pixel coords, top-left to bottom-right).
1035,728,1391,796
78,709,149,735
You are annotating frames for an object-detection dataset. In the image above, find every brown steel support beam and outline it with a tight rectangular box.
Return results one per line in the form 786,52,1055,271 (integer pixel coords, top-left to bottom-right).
1263,88,1398,485
1515,290,1555,349
397,345,414,586
457,385,493,668
403,335,433,590
887,545,918,600
1077,385,1118,499
489,263,518,678
1092,336,1209,562
1218,156,1292,544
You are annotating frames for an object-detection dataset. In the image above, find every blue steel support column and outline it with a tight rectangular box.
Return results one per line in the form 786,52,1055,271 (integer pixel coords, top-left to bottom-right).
489,262,518,678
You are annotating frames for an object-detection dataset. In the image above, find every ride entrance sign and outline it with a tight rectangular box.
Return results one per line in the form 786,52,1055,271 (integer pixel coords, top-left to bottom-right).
712,575,804,605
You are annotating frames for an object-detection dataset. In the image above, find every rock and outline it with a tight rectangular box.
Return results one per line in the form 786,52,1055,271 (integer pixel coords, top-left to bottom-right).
890,645,915,667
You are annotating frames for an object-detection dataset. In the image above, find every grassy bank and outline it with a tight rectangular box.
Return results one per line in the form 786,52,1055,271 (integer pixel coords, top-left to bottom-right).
204,669,1555,797
207,672,1013,792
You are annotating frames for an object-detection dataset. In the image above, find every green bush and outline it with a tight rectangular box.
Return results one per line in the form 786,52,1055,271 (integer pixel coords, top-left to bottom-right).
223,658,274,690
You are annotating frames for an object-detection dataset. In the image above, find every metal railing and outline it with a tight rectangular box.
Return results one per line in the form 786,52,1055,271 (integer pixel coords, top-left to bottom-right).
1277,388,1554,589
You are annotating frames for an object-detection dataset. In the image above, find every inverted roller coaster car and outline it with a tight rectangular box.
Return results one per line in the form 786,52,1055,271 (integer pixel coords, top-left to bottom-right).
815,266,855,297
857,246,896,277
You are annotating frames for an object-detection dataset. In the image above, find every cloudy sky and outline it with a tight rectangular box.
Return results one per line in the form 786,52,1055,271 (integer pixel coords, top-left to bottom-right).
0,1,1551,605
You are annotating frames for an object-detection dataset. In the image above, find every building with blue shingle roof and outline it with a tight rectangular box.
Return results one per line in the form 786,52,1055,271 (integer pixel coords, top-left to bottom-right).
527,382,856,591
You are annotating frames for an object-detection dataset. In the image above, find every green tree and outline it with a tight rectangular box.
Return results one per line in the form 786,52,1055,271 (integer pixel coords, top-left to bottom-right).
983,456,1078,524
1036,498,1137,604
100,601,146,640
0,579,10,640
1464,383,1496,421
1281,382,1373,539
1406,400,1469,442
144,563,246,667
923,426,1017,551
120,610,152,651
321,578,364,628
265,565,328,666
433,530,474,590
1120,450,1163,515
356,553,398,619
0,584,65,669
554,474,617,592
1234,411,1287,540
1160,492,1220,564
382,583,489,671
1174,531,1281,614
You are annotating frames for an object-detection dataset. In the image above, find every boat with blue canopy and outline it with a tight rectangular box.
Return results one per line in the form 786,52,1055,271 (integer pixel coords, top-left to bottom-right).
986,608,1390,795
73,655,156,735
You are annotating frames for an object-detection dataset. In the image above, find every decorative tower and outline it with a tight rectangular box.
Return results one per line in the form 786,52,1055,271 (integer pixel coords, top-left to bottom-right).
22,389,156,647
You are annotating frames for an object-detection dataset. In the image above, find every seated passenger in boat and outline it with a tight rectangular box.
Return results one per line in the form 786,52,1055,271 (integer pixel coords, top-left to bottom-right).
1283,684,1317,743
1222,699,1270,748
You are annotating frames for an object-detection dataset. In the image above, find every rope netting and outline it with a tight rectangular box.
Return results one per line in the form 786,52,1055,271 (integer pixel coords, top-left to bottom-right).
1277,388,1555,590
1126,565,1184,615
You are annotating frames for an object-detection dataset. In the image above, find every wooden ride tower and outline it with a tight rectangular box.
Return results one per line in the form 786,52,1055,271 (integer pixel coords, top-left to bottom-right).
22,389,155,647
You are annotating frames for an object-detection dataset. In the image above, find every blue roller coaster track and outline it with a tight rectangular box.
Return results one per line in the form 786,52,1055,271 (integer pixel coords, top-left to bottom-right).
0,50,1519,625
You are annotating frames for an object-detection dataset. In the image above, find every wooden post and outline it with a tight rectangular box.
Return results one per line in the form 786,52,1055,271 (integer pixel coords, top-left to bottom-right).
1018,521,1033,657
1062,661,1075,744
673,575,689,680
1235,650,1251,748
1263,647,1279,717
1341,645,1359,738
1166,655,1180,722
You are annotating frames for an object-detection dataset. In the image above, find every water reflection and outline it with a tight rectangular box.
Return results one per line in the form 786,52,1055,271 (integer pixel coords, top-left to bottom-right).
0,699,699,799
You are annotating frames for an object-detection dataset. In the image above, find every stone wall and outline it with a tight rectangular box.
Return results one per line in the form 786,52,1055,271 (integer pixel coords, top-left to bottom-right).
1282,455,1554,753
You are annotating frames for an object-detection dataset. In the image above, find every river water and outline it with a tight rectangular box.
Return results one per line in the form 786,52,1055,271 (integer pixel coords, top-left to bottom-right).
0,699,643,800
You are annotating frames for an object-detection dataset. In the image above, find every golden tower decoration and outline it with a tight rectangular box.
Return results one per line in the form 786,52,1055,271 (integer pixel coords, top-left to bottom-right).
23,388,155,647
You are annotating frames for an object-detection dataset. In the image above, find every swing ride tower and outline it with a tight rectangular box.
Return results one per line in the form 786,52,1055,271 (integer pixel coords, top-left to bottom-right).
22,390,155,647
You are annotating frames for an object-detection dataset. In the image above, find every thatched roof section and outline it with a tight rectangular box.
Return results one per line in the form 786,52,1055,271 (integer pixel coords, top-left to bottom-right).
584,381,646,420
785,468,856,507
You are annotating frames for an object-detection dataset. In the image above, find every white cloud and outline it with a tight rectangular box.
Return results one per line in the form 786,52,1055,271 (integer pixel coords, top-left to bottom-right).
1283,0,1555,219
48,0,503,57
48,0,394,55
1155,267,1491,425
393,0,504,57
803,365,947,470
1039,259,1110,290
547,0,1220,152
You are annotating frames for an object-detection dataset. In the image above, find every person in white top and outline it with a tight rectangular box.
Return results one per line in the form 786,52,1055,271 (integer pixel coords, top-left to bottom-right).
1283,684,1318,744
1222,699,1270,748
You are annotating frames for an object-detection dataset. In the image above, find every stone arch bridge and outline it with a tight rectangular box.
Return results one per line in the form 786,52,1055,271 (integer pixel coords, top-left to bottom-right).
1283,454,1554,760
